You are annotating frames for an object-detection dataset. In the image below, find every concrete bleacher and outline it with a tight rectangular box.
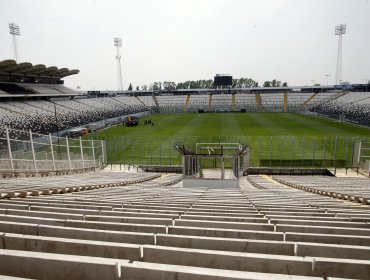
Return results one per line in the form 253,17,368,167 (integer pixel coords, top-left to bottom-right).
156,95,188,113
0,171,369,279
210,94,233,111
310,91,370,126
273,175,370,205
186,94,209,112
234,93,258,112
0,95,150,136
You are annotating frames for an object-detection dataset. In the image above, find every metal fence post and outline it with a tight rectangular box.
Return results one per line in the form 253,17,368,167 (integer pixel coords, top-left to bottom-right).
160,141,162,166
101,140,105,166
291,138,294,168
80,137,85,170
5,127,14,172
91,139,96,171
66,136,72,171
344,137,349,174
323,138,327,168
49,133,56,171
350,137,355,170
334,137,338,175
269,137,272,167
301,138,304,168
259,137,262,168
29,130,37,173
169,138,172,167
279,137,283,167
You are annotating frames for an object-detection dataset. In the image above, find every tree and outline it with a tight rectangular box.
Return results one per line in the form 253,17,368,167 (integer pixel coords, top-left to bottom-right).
271,79,282,87
150,82,161,91
128,83,133,91
163,81,176,91
282,82,288,87
136,86,140,90
263,81,271,87
141,85,148,90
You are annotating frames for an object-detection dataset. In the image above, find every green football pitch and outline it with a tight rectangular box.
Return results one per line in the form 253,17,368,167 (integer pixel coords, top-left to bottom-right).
90,113,370,138
87,113,370,167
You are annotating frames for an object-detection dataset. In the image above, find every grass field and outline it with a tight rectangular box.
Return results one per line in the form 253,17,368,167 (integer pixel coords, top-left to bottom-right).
87,113,370,167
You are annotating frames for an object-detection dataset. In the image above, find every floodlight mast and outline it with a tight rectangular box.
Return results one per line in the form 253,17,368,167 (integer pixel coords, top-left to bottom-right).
335,24,346,85
9,23,20,62
114,37,123,91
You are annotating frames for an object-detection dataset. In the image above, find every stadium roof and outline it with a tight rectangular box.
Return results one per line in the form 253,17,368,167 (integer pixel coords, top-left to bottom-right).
0,59,79,83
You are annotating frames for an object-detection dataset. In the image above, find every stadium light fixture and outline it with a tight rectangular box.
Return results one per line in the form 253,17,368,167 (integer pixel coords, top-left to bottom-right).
8,23,20,62
335,24,346,85
114,37,123,91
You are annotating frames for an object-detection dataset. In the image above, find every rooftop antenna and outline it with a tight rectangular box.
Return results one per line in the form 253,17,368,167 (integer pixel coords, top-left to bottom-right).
114,37,123,91
335,24,346,85
9,23,20,62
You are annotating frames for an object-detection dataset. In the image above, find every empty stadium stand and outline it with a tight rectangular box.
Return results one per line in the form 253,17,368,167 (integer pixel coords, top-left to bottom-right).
1,60,369,134
0,172,369,279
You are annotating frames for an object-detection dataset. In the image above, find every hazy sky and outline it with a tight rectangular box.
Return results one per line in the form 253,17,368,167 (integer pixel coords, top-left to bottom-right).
1,0,369,90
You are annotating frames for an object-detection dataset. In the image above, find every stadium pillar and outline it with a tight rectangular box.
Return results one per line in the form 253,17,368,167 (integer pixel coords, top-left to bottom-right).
5,127,14,172
29,130,37,173
49,133,56,172
66,136,72,171
80,137,85,170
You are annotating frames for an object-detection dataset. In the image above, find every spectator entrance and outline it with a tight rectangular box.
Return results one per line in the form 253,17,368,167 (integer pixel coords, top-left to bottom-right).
176,142,249,187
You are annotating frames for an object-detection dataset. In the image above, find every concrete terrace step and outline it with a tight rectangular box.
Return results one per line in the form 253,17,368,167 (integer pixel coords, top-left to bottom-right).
0,174,369,279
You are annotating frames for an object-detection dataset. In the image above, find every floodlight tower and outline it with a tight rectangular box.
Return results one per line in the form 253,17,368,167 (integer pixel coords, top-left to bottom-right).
335,24,346,85
9,23,20,62
114,37,123,91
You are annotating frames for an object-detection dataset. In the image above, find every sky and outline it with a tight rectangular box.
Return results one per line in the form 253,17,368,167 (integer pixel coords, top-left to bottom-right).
0,0,369,90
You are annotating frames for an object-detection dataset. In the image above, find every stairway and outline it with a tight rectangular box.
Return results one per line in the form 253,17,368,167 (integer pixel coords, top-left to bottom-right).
153,94,160,110
301,92,319,107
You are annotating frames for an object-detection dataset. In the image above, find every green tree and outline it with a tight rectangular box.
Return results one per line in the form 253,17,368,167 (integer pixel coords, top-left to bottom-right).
263,81,271,87
128,83,133,91
271,79,282,87
282,82,288,87
163,81,176,90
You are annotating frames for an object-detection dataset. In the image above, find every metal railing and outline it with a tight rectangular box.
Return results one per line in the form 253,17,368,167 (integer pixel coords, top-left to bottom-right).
0,127,106,174
91,135,369,174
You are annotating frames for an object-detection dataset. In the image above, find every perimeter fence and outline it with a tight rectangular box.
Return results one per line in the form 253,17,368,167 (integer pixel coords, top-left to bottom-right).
92,135,369,173
0,127,106,174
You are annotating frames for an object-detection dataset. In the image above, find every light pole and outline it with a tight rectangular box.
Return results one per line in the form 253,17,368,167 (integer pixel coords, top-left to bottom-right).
335,24,346,85
8,23,20,62
325,74,330,86
114,37,123,91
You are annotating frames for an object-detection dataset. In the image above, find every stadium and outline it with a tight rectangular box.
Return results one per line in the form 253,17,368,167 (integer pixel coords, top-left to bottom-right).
1,1,370,279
